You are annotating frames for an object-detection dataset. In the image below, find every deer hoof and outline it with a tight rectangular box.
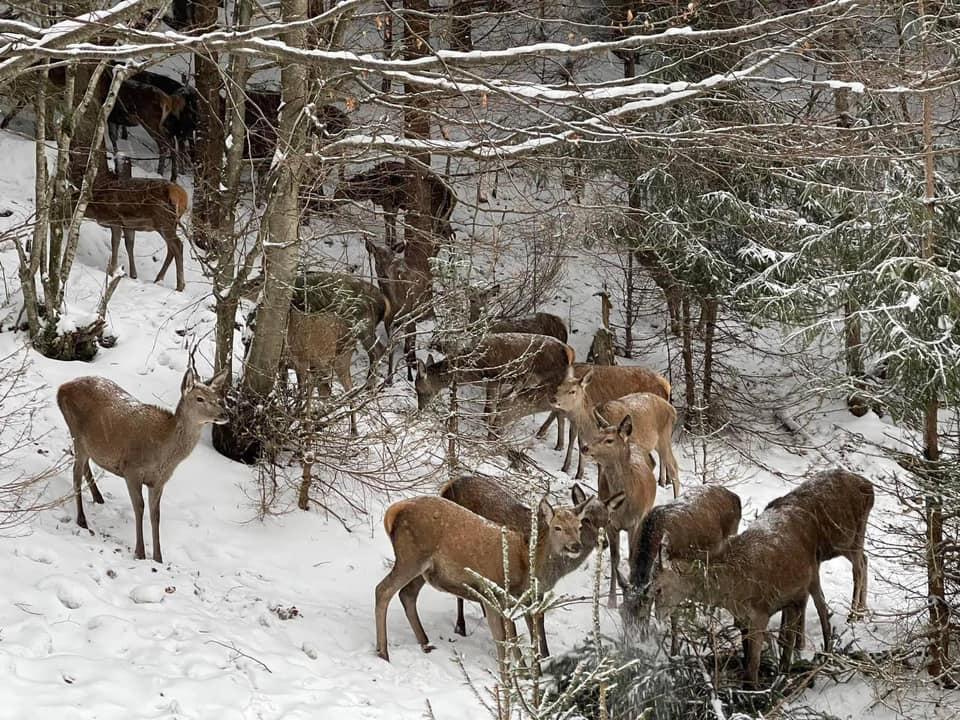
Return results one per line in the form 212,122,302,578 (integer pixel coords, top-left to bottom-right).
134,548,146,561
377,648,390,662
421,643,436,654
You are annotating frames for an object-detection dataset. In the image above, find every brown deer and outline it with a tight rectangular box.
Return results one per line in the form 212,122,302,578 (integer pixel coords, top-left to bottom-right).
375,494,590,668
440,476,610,656
414,333,574,435
57,367,229,563
617,485,742,651
765,469,874,649
651,501,832,688
85,175,189,292
554,369,679,495
336,162,456,249
108,80,186,180
546,363,670,468
581,415,658,608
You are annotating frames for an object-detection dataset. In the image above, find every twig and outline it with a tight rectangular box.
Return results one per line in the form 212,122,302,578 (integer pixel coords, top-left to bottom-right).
205,639,273,673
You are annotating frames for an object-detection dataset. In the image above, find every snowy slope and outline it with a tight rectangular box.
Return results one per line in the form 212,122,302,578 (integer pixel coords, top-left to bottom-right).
0,123,953,720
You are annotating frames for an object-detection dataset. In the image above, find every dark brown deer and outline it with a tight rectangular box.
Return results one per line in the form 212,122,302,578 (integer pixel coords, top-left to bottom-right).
439,476,610,656
414,333,574,436
581,415,658,608
108,80,186,180
766,469,874,649
336,162,456,249
617,485,741,650
84,175,189,291
375,494,590,669
127,70,199,177
651,500,832,688
57,367,229,563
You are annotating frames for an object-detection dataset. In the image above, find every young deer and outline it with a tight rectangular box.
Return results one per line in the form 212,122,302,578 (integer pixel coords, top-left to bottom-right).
651,501,832,688
550,365,673,483
375,494,589,668
415,333,574,436
440,476,609,656
765,469,874,649
617,485,741,650
336,162,456,248
84,175,189,291
57,367,229,563
108,80,186,180
581,415,658,608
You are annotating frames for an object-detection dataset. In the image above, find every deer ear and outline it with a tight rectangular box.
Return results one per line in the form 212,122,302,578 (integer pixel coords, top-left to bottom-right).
416,359,427,376
181,366,198,393
426,353,435,366
581,368,595,389
605,491,626,513
571,483,587,505
592,407,607,428
537,497,555,524
209,367,230,392
565,365,575,381
618,414,633,439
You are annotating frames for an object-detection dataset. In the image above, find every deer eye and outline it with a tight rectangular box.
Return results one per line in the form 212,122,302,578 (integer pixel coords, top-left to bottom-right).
196,397,205,403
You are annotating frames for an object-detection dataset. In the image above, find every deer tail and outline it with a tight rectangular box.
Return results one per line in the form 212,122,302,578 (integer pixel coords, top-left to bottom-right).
563,343,575,367
167,183,189,218
383,501,408,538
658,375,672,403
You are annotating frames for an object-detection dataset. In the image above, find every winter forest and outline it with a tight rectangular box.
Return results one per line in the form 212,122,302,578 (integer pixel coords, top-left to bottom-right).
0,0,958,717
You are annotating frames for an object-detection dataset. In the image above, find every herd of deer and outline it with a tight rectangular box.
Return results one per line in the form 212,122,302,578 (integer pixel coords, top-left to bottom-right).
4,65,876,689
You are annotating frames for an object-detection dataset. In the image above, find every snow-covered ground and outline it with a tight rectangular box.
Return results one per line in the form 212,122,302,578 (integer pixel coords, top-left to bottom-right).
0,124,955,719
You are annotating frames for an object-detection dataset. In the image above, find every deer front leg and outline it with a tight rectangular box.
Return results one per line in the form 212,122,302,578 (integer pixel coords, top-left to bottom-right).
73,447,90,530
123,227,137,279
108,226,122,278
155,231,185,291
125,478,146,560
147,483,165,563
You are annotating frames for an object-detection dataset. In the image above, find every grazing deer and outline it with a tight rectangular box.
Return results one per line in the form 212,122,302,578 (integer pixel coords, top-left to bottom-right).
375,494,590,668
488,313,568,343
552,368,677,492
336,162,456,249
415,333,574,436
581,415,658,608
127,70,199,176
108,80,186,180
651,501,832,688
617,485,741,651
57,367,229,563
84,175,189,291
440,476,609,656
766,469,874,649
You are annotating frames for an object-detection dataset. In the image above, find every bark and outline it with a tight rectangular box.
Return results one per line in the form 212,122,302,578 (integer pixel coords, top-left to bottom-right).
403,0,434,264
623,250,634,358
681,295,697,431
701,297,718,427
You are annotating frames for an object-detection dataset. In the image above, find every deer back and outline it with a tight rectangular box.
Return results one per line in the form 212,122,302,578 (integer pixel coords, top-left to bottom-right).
595,392,676,452
472,332,574,387
85,178,187,233
488,313,568,343
286,308,354,379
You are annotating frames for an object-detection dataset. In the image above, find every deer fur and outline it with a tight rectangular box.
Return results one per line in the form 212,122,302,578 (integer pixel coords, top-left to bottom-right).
550,365,671,480
127,70,199,178
651,501,832,688
581,415,658,608
618,485,741,646
415,333,574,436
375,494,590,667
439,476,609,656
57,367,229,563
108,80,186,180
85,175,189,291
488,313,568,343
336,162,456,248
766,469,874,650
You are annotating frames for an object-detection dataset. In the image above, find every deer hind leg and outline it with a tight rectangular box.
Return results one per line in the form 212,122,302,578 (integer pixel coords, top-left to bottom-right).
808,570,832,652
124,478,147,560
72,445,90,529
334,349,357,437
107,226,123,278
607,525,620,608
483,600,520,675
123,227,137,280
85,463,104,504
741,615,766,689
455,598,468,636
849,520,869,619
657,429,681,498
375,559,428,661
147,484,165,564
397,576,434,653
155,229,185,291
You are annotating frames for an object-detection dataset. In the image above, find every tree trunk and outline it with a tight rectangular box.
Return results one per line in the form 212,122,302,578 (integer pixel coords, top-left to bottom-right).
701,297,718,427
623,250,634,358
681,295,697,431
403,0,435,265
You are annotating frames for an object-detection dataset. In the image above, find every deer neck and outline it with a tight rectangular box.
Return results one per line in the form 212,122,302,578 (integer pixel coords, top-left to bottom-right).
163,401,205,468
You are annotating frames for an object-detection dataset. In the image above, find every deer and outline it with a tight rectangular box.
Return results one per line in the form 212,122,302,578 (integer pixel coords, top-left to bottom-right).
336,162,456,249
542,362,669,462
440,476,610,656
375,494,592,670
650,501,832,688
57,366,229,563
414,333,575,437
108,80,186,180
126,70,199,177
552,368,678,494
84,174,189,292
616,485,742,652
765,469,874,650
580,415,659,608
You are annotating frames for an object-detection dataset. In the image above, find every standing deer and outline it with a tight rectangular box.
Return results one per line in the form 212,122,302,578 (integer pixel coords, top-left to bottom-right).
617,485,741,651
108,80,186,180
84,175,189,291
651,500,832,688
57,367,229,563
336,162,456,249
127,70,199,177
414,333,574,436
375,494,590,669
440,476,610,656
581,415,658,608
765,469,874,649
